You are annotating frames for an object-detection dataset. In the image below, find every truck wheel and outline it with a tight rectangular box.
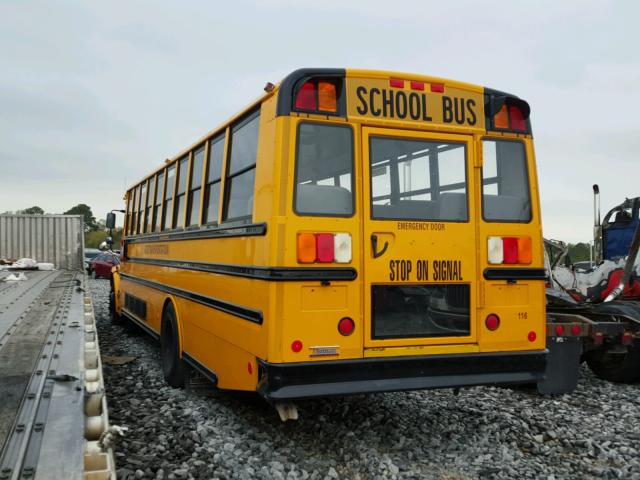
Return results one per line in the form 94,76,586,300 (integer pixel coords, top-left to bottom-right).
161,303,186,388
585,343,640,383
109,289,123,325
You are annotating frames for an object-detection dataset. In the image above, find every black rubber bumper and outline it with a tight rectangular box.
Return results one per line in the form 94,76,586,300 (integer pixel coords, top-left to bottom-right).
257,350,547,401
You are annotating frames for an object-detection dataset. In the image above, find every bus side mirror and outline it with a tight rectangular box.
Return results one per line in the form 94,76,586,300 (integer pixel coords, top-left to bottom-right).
106,212,116,229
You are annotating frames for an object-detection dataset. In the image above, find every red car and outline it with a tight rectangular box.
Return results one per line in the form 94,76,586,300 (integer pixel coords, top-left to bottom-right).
89,252,120,279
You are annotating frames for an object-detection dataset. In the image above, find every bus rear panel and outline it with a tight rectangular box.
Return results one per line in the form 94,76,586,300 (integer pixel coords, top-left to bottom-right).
115,68,547,401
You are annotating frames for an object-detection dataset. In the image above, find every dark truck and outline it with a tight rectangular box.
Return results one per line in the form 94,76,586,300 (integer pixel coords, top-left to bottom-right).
542,186,640,392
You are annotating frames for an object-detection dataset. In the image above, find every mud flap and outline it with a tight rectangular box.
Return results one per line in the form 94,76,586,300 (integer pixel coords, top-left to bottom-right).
537,337,582,394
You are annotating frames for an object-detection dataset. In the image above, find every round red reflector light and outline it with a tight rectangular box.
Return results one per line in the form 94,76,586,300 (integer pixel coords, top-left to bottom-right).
555,325,565,336
528,331,537,342
571,325,581,336
485,314,500,331
338,317,355,336
291,340,303,353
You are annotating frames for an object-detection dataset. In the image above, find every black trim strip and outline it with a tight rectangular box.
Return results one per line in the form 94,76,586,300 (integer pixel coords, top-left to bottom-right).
121,308,160,340
120,273,263,324
126,257,357,282
257,350,546,400
183,353,218,385
483,268,547,280
124,222,267,244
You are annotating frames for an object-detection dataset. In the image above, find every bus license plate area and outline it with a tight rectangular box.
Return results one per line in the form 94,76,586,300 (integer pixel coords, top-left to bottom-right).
372,284,470,339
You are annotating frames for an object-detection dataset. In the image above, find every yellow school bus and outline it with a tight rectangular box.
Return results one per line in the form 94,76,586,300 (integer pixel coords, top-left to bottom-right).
111,68,547,403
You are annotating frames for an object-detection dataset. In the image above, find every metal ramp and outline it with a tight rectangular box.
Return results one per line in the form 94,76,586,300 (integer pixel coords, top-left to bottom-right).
0,271,115,480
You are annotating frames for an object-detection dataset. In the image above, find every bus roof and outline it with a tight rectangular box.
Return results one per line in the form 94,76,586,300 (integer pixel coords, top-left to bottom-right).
126,68,528,192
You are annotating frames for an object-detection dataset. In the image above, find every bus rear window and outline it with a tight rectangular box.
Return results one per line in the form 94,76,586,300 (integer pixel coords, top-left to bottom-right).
482,140,531,222
294,123,354,216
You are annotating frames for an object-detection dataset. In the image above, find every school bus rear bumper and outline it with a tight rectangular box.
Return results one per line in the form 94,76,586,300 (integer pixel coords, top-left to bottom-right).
257,350,546,401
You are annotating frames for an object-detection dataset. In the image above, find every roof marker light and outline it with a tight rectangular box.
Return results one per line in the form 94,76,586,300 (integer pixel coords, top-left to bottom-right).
390,78,404,88
430,83,444,93
410,81,425,91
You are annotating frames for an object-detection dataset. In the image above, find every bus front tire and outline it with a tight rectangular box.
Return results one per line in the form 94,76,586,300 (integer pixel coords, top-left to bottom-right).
161,303,186,388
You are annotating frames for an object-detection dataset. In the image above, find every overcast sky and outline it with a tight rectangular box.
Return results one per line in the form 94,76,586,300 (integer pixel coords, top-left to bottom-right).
1,1,638,243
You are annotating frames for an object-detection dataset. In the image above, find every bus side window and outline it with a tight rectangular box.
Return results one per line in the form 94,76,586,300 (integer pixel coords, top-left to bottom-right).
153,171,165,232
146,175,156,233
139,180,147,234
162,165,176,230
223,110,260,223
294,122,354,216
124,192,132,236
187,146,205,227
173,157,189,229
203,135,225,225
131,185,140,235
482,140,532,222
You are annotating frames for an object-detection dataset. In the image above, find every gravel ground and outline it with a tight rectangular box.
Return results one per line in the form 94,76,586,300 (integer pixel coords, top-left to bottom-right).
90,279,640,480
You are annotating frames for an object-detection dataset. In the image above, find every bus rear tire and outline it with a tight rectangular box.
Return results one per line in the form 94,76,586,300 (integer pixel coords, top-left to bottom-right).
585,343,640,383
161,303,186,388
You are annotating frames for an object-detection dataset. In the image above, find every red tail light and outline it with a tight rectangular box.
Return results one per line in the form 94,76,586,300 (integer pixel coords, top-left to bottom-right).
555,325,565,336
502,237,518,264
295,81,317,110
593,332,604,346
622,331,634,346
338,317,355,336
528,331,537,342
291,340,303,353
297,232,352,264
485,314,500,331
316,233,334,263
571,325,582,336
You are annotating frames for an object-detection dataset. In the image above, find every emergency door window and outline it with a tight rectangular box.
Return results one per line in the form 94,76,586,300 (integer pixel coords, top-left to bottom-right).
482,140,531,222
370,137,467,221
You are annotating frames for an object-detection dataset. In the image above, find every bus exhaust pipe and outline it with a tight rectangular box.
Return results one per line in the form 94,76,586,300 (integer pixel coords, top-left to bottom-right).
593,184,603,264
274,402,299,422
